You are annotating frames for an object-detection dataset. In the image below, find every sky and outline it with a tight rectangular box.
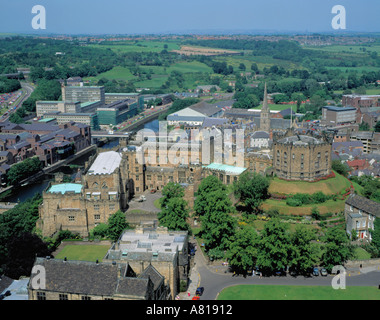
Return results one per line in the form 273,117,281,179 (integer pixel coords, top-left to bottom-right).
0,0,379,35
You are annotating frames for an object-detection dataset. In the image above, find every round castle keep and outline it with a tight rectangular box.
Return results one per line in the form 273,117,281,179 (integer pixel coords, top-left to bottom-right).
272,129,333,181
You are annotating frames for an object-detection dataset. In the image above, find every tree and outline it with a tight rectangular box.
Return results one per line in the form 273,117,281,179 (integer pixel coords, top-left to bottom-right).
233,171,270,214
321,226,354,272
256,218,292,276
159,182,185,210
332,160,349,177
200,189,236,254
6,157,42,186
289,225,320,275
4,232,51,279
227,226,259,275
91,223,109,239
107,210,128,242
375,122,380,133
158,197,190,232
371,218,380,253
194,175,225,217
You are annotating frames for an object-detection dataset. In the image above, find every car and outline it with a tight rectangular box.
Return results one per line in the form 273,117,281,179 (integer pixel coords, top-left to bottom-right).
275,268,286,276
195,287,204,296
150,189,156,194
313,267,319,276
254,266,261,276
320,268,328,276
192,296,200,300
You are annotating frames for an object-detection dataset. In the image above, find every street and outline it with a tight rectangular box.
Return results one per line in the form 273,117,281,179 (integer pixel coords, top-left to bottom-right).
190,240,380,300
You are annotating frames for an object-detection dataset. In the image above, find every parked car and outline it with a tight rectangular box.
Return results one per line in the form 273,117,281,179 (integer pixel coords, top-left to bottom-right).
137,195,146,202
320,268,328,276
192,296,200,300
150,189,156,194
254,266,261,276
195,287,204,296
313,267,319,276
275,268,286,276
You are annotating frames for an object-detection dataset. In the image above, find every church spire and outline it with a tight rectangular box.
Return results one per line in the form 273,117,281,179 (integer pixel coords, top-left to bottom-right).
262,82,269,111
260,82,270,132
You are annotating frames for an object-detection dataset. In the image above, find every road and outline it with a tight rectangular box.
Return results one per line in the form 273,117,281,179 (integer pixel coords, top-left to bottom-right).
191,240,380,300
1,81,34,121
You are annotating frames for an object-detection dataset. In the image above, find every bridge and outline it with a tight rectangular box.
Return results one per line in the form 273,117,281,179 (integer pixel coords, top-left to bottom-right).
92,106,169,139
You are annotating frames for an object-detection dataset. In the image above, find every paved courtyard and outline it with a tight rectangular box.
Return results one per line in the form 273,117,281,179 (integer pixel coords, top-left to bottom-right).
126,190,162,213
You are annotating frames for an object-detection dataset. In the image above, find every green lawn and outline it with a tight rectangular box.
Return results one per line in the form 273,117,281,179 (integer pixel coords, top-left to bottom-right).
55,244,110,262
218,285,380,300
353,247,372,260
268,171,351,196
261,198,345,216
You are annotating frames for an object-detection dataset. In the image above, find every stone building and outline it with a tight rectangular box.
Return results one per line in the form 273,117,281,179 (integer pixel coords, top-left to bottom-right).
28,257,169,300
104,226,188,299
272,128,333,181
37,150,128,237
345,193,380,241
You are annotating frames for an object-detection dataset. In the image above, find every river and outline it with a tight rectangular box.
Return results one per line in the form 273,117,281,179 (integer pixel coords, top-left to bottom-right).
3,119,160,203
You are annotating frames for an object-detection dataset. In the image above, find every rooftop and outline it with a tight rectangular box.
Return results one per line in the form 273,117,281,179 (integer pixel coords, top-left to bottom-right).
87,151,122,175
323,106,356,112
203,162,247,175
117,228,187,255
346,193,380,217
48,183,83,195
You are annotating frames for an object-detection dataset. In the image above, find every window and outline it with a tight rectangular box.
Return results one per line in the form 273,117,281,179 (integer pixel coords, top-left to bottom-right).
68,216,75,222
136,175,139,181
301,154,304,160
37,292,46,300
94,214,100,220
94,204,99,210
109,204,115,211
158,175,162,181
59,294,68,300
82,296,91,300
147,175,151,181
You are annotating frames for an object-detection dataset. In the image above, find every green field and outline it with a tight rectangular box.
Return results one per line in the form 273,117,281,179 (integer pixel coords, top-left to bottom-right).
86,66,137,81
90,40,181,53
217,285,380,300
306,44,380,55
55,244,110,262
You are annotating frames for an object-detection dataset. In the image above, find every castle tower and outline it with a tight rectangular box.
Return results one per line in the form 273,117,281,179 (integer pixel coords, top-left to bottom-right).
260,83,270,132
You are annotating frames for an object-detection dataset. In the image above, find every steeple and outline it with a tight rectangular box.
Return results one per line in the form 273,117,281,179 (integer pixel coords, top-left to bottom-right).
260,82,270,132
262,82,269,111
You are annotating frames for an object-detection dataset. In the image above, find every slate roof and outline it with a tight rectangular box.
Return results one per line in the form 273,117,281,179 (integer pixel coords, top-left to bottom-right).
345,194,380,217
30,258,151,298
139,264,164,291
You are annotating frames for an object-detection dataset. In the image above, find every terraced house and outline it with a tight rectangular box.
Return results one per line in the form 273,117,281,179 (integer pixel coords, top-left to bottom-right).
345,193,380,241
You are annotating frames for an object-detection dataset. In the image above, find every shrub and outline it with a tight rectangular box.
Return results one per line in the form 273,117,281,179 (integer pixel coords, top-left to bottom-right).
312,191,327,204
286,198,302,207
